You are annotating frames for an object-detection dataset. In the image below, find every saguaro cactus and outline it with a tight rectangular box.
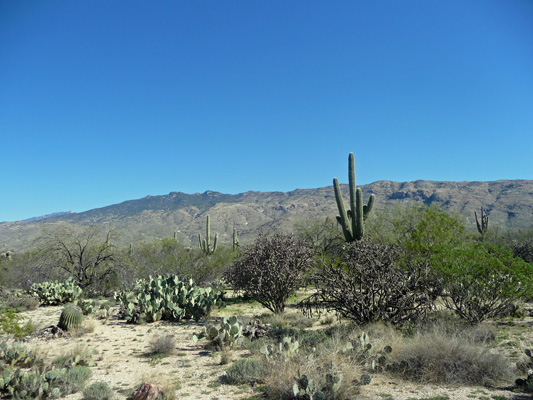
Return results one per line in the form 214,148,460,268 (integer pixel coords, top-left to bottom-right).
475,207,489,240
333,153,375,242
199,215,218,255
232,228,239,252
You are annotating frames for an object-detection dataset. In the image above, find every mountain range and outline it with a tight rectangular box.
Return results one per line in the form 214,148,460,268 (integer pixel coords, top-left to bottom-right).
1,179,532,253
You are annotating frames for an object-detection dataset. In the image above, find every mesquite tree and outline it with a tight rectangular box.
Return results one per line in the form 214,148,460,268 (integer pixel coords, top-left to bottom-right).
224,233,314,314
33,223,119,290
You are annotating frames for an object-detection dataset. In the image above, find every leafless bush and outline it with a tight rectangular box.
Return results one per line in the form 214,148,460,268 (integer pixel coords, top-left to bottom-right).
224,233,314,314
300,240,439,325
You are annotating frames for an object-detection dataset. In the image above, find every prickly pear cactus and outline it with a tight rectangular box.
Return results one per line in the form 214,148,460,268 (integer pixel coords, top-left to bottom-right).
29,277,83,306
114,274,223,324
0,341,40,367
193,316,243,349
260,336,299,361
57,306,83,331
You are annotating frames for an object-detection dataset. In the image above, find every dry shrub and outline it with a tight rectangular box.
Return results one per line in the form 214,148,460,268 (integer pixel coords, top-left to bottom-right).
301,241,438,325
224,358,266,385
261,325,373,400
391,329,512,385
6,295,40,311
263,351,365,400
225,233,314,314
149,334,176,355
138,370,181,400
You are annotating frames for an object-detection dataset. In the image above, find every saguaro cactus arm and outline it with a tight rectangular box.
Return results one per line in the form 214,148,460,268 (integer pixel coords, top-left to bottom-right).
333,177,354,242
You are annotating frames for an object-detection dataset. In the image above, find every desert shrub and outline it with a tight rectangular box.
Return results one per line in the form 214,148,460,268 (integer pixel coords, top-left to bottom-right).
433,243,533,323
4,295,39,312
121,238,236,287
224,233,314,314
57,365,92,394
257,312,314,330
366,204,466,250
293,216,344,254
224,358,266,385
149,334,176,355
504,230,533,263
261,339,370,400
266,326,330,350
0,308,34,338
53,345,95,368
82,381,115,400
391,329,512,385
301,240,439,325
417,311,496,344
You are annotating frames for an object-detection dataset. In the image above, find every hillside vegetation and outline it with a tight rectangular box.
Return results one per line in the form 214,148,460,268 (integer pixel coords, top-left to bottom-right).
1,179,532,252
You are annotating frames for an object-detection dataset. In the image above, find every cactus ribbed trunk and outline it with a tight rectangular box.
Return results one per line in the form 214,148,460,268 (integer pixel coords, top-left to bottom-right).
199,215,218,255
333,153,375,242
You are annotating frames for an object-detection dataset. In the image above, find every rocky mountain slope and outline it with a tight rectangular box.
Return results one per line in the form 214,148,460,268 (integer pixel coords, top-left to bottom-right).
1,180,532,252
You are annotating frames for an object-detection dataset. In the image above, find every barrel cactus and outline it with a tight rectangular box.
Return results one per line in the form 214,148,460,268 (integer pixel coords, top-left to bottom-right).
58,306,83,331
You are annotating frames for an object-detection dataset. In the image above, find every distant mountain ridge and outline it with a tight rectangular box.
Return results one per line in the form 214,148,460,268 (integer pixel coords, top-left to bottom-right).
22,211,75,223
1,179,532,252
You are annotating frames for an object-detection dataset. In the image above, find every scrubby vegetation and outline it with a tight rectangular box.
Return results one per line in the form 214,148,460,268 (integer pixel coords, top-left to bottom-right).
1,182,533,399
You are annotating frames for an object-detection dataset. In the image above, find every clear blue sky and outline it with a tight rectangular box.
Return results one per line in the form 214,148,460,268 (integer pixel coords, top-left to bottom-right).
1,1,532,222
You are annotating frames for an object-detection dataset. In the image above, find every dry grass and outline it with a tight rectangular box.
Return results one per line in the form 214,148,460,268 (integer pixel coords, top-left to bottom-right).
390,325,512,385
149,334,176,355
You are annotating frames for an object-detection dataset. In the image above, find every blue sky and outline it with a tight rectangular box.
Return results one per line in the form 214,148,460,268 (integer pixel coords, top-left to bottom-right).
1,1,532,222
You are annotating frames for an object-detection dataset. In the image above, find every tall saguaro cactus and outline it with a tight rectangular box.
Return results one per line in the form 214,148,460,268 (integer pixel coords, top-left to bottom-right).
199,214,218,255
475,207,489,240
333,153,375,242
232,228,239,252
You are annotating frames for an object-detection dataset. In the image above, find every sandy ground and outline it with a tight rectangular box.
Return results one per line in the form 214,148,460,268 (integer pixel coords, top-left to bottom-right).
9,303,533,400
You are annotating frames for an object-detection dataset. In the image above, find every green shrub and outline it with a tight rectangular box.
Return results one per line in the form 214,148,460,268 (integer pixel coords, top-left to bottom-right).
82,381,115,400
53,345,95,368
433,243,533,323
57,365,92,394
0,308,34,338
224,233,314,314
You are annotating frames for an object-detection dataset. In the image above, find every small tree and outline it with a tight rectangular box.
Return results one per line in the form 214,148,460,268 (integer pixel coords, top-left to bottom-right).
433,243,533,323
33,223,119,291
224,233,314,314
